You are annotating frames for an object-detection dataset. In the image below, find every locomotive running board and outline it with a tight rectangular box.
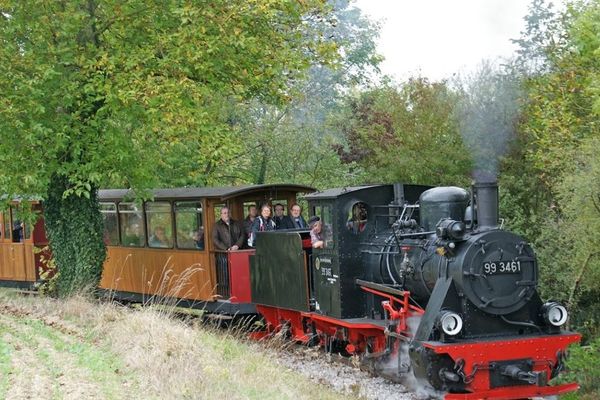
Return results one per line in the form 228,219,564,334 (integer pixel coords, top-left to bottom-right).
355,279,407,297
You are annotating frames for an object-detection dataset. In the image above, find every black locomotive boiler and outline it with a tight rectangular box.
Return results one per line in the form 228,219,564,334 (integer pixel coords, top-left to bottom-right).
249,180,580,399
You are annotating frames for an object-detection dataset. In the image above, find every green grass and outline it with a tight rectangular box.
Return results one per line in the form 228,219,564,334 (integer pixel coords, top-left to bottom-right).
0,337,14,399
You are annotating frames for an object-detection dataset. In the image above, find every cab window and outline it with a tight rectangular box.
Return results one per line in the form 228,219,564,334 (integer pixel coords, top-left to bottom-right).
346,202,368,235
311,204,334,249
321,205,334,248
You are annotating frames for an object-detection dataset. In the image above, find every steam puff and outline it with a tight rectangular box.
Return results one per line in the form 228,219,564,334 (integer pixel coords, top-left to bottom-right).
455,61,522,180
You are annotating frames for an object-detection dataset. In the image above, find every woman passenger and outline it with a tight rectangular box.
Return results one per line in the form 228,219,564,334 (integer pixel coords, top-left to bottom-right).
249,204,276,247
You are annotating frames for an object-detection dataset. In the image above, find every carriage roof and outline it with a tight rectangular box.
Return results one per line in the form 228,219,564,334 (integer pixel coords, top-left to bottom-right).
98,184,315,202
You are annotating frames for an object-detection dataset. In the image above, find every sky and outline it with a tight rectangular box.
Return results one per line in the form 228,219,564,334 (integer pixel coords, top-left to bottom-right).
353,0,532,81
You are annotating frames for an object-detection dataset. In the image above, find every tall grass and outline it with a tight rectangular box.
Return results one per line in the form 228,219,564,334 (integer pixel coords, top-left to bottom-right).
0,288,353,399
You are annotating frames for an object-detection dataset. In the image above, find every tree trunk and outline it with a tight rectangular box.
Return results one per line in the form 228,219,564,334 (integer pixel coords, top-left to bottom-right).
44,175,107,297
256,145,268,184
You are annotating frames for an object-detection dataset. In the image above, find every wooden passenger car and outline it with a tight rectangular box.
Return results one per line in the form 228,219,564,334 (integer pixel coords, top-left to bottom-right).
98,184,313,313
0,201,48,288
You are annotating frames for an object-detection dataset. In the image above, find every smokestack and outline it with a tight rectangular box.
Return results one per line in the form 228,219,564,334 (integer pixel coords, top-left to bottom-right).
473,171,498,230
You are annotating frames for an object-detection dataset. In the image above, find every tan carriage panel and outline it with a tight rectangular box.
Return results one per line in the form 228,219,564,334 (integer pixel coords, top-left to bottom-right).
0,243,13,279
11,244,26,280
0,243,35,282
99,247,215,301
24,244,36,281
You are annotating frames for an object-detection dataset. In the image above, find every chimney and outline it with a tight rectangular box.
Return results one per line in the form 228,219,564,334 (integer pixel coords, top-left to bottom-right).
473,171,498,231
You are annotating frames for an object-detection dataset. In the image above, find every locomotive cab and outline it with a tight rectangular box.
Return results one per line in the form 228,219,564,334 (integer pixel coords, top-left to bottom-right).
304,184,430,319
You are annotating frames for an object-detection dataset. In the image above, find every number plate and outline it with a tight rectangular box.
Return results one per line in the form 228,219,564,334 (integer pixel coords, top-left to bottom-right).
483,260,522,275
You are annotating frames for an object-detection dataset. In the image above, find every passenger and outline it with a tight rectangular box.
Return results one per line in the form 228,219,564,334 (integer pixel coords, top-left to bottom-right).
123,223,144,246
249,204,276,247
192,228,205,250
347,203,368,234
12,220,24,242
243,205,257,242
308,216,324,249
273,203,285,229
281,203,307,229
212,207,244,251
149,226,170,248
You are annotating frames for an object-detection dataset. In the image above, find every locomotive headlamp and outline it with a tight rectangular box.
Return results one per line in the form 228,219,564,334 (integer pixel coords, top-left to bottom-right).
541,302,568,327
438,311,463,336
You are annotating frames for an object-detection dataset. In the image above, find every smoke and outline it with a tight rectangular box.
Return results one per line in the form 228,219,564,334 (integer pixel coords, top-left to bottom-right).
455,61,522,181
379,316,444,399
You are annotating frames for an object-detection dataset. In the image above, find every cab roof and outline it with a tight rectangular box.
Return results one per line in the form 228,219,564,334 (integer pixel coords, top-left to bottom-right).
303,185,383,200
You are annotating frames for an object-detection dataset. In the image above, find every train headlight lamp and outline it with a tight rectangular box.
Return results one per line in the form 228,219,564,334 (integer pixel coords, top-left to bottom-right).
438,311,463,336
542,302,568,327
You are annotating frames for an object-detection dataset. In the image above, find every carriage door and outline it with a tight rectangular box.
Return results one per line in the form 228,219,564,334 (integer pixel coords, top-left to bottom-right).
0,211,9,279
0,207,27,281
9,206,28,281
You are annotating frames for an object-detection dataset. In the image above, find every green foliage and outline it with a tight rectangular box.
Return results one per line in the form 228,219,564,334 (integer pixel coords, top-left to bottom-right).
334,78,472,186
533,137,600,334
35,245,59,297
506,4,600,395
0,0,338,294
559,336,600,399
514,1,599,190
44,175,106,296
509,0,600,313
214,0,381,189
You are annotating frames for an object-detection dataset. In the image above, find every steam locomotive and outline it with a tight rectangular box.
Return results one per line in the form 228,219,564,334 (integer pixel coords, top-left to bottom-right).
0,179,581,399
250,179,580,399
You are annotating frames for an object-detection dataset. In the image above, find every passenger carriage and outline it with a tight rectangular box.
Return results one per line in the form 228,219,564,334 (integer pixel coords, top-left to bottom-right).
0,200,48,289
98,184,313,314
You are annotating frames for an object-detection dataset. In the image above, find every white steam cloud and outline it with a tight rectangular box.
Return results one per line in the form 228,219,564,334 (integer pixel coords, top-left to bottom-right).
455,61,522,180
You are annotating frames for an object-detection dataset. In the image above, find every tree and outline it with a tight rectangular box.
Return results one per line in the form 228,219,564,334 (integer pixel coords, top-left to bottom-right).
333,78,472,186
506,0,600,343
220,0,382,189
0,0,337,295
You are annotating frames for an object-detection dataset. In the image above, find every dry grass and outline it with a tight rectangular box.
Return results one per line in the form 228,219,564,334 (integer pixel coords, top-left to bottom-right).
0,288,355,400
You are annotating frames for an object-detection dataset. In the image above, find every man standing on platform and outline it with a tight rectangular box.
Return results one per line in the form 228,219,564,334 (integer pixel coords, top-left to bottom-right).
212,206,244,251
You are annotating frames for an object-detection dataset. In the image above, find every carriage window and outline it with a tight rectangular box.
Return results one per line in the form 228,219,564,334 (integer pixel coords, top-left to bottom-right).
146,202,173,248
4,212,10,240
346,202,368,235
1,212,9,240
175,201,204,250
12,206,31,242
100,203,119,245
119,203,145,247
